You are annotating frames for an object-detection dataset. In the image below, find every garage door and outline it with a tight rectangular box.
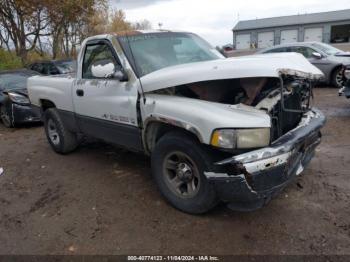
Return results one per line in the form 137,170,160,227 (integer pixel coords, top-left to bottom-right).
280,29,298,44
304,28,323,42
236,34,251,50
258,32,274,48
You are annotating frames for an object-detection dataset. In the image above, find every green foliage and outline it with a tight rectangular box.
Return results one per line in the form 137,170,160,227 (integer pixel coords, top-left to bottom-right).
0,49,23,70
0,0,151,63
27,51,51,64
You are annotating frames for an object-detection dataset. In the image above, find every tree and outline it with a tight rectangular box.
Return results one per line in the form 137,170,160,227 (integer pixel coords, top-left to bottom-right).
0,0,151,66
46,0,107,58
108,9,132,33
86,4,110,36
132,19,152,30
0,0,49,64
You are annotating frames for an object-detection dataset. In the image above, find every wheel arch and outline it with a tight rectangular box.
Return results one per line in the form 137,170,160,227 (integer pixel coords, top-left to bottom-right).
40,99,56,111
143,118,204,155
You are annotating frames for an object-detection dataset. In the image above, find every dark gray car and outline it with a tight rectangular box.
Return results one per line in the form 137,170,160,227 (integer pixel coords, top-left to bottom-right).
29,59,76,76
0,69,41,128
259,42,350,88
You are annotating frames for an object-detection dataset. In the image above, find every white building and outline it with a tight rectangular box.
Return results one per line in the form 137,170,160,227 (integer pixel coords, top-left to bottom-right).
232,9,350,50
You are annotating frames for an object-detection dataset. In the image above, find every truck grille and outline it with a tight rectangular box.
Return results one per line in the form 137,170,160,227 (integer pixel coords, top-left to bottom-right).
270,80,312,141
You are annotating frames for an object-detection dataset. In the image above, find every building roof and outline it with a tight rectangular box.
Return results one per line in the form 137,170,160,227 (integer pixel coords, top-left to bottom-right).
233,9,350,31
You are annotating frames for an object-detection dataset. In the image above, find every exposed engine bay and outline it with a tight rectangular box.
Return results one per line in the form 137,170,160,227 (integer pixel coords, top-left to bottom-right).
152,76,313,142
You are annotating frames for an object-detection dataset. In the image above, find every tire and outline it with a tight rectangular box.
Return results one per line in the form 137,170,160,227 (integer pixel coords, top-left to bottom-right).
151,132,218,214
0,104,14,128
44,108,79,154
332,67,344,88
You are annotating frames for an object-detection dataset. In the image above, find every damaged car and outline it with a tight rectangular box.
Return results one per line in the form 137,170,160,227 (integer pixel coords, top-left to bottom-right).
28,31,326,214
0,69,42,128
259,42,350,88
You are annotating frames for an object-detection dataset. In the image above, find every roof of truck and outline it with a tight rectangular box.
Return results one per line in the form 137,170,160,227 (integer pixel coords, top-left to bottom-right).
116,29,189,35
82,30,192,45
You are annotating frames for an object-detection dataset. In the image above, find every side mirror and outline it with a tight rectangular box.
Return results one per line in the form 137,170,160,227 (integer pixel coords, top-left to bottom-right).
91,60,116,78
312,52,322,59
112,67,129,82
91,60,128,81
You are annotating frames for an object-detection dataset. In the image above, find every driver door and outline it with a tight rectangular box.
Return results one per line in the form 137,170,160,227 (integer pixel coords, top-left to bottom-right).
73,40,142,150
291,46,330,73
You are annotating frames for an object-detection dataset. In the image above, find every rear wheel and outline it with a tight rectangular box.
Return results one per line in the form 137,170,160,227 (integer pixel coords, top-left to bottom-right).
44,108,79,154
332,67,344,88
0,104,14,128
151,132,218,214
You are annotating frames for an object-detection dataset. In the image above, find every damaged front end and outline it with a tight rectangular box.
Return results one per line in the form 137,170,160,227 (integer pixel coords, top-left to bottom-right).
141,53,326,211
204,74,326,211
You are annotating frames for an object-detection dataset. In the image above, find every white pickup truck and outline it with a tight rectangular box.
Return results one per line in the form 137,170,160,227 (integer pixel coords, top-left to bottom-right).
28,31,326,213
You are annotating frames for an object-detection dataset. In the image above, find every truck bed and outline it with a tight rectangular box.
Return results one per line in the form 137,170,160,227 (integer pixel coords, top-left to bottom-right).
28,75,75,112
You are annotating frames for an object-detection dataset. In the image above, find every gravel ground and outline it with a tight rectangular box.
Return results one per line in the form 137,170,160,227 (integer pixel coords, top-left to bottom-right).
0,88,349,255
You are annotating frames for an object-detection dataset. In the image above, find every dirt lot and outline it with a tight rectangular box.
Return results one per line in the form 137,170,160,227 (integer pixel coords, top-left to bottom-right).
0,88,349,255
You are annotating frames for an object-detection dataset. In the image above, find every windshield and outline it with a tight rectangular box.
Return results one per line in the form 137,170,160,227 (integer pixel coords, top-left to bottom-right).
0,71,38,90
118,32,224,77
311,43,343,55
55,60,76,74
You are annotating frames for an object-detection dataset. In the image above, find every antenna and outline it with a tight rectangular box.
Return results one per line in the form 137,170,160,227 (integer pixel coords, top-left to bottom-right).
123,28,146,103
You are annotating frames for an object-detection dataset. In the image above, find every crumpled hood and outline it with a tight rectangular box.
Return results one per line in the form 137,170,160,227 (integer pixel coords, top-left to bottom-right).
140,53,324,92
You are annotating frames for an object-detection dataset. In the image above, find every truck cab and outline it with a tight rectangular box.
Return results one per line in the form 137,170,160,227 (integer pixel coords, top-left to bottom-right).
28,31,326,214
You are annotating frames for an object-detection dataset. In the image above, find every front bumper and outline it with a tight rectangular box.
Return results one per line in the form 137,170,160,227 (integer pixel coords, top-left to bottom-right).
12,103,42,124
205,108,326,211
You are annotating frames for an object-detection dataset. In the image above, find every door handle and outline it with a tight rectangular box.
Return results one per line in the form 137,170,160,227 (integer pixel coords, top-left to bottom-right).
76,89,84,97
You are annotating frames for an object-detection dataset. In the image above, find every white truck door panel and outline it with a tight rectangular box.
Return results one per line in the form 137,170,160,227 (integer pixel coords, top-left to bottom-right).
73,40,142,150
73,79,138,126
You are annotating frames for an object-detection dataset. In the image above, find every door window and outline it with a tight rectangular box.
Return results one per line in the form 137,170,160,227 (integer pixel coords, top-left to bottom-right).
82,43,119,79
31,63,44,74
41,63,51,75
266,47,288,53
48,64,60,75
290,46,316,58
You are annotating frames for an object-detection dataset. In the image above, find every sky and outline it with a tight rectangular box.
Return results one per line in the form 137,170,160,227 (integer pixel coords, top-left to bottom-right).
110,0,350,46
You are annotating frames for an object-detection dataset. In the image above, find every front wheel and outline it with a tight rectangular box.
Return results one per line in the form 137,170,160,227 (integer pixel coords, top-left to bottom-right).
151,132,218,214
44,108,79,154
332,67,344,88
0,104,14,128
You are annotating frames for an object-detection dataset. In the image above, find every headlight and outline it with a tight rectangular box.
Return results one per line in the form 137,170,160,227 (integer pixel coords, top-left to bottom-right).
344,69,350,80
7,92,30,105
211,128,270,149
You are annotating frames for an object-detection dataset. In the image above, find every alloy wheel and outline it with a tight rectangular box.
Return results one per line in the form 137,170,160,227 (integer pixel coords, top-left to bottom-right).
162,151,201,198
335,70,344,88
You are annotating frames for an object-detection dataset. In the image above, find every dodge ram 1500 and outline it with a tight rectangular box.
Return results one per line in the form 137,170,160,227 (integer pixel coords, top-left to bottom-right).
28,30,326,214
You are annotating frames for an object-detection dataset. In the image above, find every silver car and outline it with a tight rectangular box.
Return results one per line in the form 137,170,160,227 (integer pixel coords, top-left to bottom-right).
259,42,350,88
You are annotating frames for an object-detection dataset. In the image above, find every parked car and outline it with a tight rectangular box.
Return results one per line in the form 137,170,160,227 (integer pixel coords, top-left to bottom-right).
29,59,76,75
0,69,41,128
28,31,326,214
339,65,350,98
258,42,350,88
